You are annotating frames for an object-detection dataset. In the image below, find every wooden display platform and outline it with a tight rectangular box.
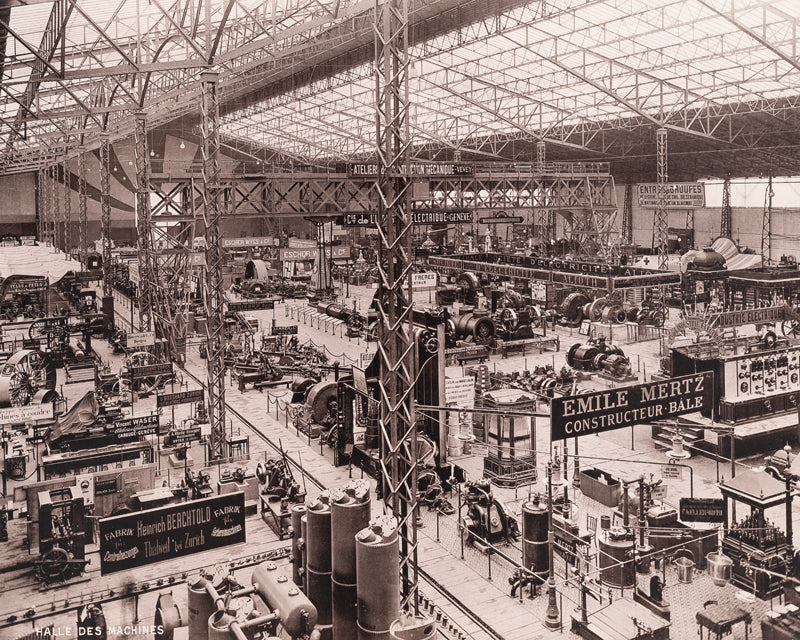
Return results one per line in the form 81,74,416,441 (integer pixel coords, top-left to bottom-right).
571,598,670,640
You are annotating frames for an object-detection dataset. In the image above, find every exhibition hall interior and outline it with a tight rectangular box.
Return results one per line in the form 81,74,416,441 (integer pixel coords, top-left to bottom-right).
4,0,800,639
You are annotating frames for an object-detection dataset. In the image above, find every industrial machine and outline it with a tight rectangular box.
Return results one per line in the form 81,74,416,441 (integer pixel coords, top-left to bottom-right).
459,479,519,550
566,337,633,379
35,486,89,584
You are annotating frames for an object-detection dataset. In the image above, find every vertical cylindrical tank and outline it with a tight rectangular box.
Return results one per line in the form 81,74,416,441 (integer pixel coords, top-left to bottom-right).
188,576,227,640
521,497,549,582
331,479,372,640
305,492,332,626
291,504,307,588
389,613,437,640
356,515,400,640
251,561,318,638
300,514,308,594
598,535,635,587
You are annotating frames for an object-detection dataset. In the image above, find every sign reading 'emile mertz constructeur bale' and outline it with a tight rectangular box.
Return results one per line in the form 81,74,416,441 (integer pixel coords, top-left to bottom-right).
99,492,246,574
550,372,713,441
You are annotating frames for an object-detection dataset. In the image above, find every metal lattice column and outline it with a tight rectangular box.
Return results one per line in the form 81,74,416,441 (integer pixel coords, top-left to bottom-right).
51,162,60,250
63,158,71,255
762,175,773,264
100,135,112,297
622,183,633,245
78,149,88,262
36,169,45,242
720,176,732,239
655,128,669,270
535,141,550,249
374,0,418,610
200,71,227,460
134,112,155,332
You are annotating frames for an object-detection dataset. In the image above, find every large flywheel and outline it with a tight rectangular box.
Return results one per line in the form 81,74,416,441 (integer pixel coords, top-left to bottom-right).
0,349,57,407
124,350,170,394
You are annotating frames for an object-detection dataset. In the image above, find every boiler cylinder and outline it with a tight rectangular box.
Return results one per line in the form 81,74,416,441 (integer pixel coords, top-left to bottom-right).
598,536,635,587
251,561,319,639
305,493,332,625
356,515,400,640
521,499,549,582
188,576,225,640
291,504,307,588
454,313,495,342
331,480,372,640
207,610,235,640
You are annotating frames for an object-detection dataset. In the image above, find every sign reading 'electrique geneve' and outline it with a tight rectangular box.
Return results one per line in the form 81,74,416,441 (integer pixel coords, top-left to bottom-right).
550,372,713,440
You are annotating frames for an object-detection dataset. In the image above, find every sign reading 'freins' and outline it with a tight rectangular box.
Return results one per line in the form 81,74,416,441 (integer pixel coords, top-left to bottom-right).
550,372,713,441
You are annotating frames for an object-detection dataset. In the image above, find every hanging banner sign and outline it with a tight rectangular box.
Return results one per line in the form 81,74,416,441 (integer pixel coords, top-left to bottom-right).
360,351,374,369
550,372,714,441
636,182,705,209
98,492,246,575
478,216,525,224
679,497,725,523
113,415,160,441
125,331,156,348
129,362,173,380
157,389,204,407
412,272,438,290
222,237,275,248
128,263,140,285
348,163,474,177
272,325,298,335
339,213,377,227
0,402,54,424
411,210,473,225
709,306,785,329
228,300,276,312
280,246,350,261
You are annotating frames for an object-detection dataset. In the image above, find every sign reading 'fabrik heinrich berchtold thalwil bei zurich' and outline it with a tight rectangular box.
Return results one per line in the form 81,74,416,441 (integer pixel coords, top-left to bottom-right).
550,372,713,441
98,492,246,574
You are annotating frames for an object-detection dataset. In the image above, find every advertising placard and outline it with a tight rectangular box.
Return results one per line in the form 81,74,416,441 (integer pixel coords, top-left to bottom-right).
228,300,275,312
168,426,202,446
412,272,438,290
445,376,476,410
99,492,246,574
112,414,160,441
348,163,474,177
636,182,706,209
550,372,713,441
126,331,156,348
222,237,275,248
0,403,54,424
8,277,48,292
411,210,473,225
679,497,725,523
129,362,173,380
272,325,298,335
156,389,204,408
339,213,376,227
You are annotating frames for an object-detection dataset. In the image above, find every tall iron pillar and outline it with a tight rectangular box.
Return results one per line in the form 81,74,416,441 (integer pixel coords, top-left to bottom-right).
655,128,669,270
535,141,550,249
622,183,633,245
200,70,227,460
374,0,418,610
99,135,113,297
43,167,51,246
78,149,88,262
134,111,154,332
63,158,71,255
761,175,773,264
720,176,732,239
36,169,44,242
51,162,60,250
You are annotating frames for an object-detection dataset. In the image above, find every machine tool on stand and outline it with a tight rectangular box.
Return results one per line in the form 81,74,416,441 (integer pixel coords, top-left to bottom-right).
459,479,519,550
